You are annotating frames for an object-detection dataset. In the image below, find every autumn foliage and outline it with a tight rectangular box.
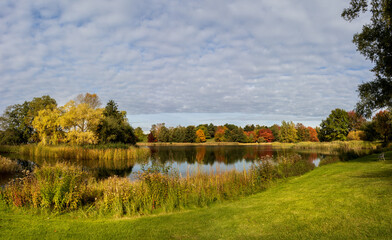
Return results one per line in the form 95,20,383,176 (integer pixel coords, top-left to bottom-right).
196,129,206,143
256,129,274,142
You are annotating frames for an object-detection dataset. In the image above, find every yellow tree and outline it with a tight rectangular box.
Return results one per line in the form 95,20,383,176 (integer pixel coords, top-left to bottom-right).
196,129,206,143
32,108,63,145
59,100,103,145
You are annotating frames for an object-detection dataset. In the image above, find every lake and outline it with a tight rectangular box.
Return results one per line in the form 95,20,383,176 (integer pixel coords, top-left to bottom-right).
0,144,345,185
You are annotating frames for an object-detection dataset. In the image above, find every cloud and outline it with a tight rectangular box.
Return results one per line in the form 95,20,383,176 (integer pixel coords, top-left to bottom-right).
0,0,373,127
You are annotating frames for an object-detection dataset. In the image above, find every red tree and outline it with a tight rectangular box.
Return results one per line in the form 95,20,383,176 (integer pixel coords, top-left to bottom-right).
257,129,274,142
307,127,319,142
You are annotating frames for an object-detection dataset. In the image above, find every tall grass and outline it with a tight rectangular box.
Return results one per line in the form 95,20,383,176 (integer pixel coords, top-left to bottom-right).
15,145,150,164
1,154,315,216
0,156,21,173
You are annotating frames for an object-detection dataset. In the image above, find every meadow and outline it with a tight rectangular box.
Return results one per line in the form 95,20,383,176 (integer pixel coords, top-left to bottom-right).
0,151,390,239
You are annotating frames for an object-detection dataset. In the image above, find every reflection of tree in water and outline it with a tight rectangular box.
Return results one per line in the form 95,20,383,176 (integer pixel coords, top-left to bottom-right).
149,146,320,165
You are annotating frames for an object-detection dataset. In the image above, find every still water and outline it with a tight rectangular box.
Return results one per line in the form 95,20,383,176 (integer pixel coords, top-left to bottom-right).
1,145,338,184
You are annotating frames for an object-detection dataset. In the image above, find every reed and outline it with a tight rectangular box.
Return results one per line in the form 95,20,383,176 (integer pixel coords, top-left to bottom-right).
15,145,150,164
1,154,316,216
0,156,21,173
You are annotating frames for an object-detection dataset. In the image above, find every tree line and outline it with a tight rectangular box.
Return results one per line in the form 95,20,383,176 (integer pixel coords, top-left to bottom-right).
0,94,391,145
144,108,391,144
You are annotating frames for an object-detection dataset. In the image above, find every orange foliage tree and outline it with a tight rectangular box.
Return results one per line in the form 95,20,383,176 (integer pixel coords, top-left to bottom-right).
214,126,227,142
307,127,319,142
257,129,274,142
196,129,206,143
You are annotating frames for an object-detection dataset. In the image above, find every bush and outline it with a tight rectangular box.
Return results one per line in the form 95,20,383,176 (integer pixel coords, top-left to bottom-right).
347,130,366,141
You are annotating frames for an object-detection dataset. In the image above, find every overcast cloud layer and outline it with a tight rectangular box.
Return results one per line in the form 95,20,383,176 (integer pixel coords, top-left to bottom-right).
0,0,373,129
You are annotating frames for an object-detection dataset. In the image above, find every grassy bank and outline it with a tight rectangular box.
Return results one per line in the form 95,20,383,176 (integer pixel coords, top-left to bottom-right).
0,152,391,239
0,154,314,215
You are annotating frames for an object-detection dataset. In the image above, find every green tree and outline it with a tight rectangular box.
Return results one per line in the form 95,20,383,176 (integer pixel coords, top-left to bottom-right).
342,0,392,117
0,95,57,144
319,109,350,141
134,127,146,142
279,121,298,143
157,125,170,142
269,124,281,142
296,123,310,142
184,126,196,143
96,100,136,144
372,110,392,142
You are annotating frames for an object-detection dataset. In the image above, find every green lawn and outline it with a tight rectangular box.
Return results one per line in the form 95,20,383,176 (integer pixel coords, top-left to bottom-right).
1,152,391,239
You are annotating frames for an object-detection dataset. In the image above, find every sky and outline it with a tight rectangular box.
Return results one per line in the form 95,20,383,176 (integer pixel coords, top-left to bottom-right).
0,0,373,131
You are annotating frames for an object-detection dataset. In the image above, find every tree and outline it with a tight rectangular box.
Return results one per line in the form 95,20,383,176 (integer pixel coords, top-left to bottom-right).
196,129,206,143
296,123,310,142
134,127,146,142
32,108,63,145
214,126,227,142
347,110,366,131
257,128,274,142
319,109,350,141
96,100,136,144
157,126,170,142
184,126,196,143
342,0,392,117
227,127,247,143
279,121,297,143
269,124,281,142
75,93,101,109
372,110,392,142
307,127,319,142
170,126,186,142
207,123,217,138
60,100,103,145
0,95,57,144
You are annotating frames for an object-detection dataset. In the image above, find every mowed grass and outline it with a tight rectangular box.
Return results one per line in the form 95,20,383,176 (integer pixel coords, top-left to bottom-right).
1,152,391,239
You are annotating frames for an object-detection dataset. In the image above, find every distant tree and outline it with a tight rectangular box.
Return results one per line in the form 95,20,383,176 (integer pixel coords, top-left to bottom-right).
157,125,170,142
95,100,136,144
257,128,274,143
75,93,101,109
185,126,196,143
197,125,211,139
147,132,156,142
307,127,319,142
347,110,366,131
170,126,186,142
296,123,310,142
244,124,255,131
279,121,298,143
196,129,206,143
342,0,392,117
214,126,227,142
207,123,217,138
269,124,281,142
372,110,392,142
319,109,350,141
227,127,247,143
134,127,146,142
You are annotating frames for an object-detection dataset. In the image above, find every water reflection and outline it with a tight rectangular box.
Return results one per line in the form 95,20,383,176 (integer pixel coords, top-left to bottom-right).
2,145,344,183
